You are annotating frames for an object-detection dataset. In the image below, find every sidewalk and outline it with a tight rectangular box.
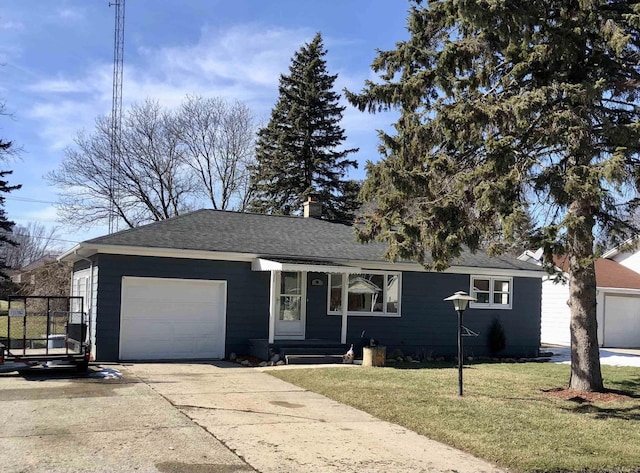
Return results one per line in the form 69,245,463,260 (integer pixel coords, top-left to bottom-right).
124,362,504,473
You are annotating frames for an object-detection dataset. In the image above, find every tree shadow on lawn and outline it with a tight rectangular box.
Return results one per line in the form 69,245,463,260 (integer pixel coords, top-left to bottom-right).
564,401,640,421
551,383,640,421
389,360,503,370
608,377,640,393
389,360,460,370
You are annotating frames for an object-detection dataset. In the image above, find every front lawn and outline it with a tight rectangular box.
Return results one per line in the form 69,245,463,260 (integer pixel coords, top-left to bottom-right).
269,361,640,473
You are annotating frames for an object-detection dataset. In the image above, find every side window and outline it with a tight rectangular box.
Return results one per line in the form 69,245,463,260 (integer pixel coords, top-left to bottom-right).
470,276,512,309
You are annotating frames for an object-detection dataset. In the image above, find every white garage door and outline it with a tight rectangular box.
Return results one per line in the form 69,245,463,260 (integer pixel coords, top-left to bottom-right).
120,277,226,360
603,295,640,348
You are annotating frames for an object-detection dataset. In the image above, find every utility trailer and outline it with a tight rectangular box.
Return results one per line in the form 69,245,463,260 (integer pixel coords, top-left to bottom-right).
0,296,90,372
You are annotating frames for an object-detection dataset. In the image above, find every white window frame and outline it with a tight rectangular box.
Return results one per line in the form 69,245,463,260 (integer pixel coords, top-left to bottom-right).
469,275,513,310
327,271,402,317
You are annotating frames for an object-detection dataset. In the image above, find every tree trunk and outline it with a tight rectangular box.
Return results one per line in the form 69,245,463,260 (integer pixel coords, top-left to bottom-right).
567,200,604,392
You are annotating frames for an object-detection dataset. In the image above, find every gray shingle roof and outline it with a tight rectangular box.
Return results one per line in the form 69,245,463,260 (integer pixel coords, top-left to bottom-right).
86,209,540,272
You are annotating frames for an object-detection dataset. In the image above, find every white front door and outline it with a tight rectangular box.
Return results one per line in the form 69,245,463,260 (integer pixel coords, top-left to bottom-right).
274,271,306,339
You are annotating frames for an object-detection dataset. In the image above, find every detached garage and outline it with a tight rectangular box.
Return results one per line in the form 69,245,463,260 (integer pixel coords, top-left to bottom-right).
600,293,640,348
119,277,227,360
522,251,640,348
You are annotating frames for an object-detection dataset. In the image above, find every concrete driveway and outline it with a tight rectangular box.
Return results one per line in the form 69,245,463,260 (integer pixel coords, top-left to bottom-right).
1,362,503,473
122,362,502,473
0,365,253,473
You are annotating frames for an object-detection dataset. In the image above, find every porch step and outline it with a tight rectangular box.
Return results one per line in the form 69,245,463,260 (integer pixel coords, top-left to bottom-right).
284,354,344,365
279,346,346,356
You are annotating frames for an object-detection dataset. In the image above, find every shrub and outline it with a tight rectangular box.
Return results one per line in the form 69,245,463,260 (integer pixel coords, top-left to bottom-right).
487,318,506,356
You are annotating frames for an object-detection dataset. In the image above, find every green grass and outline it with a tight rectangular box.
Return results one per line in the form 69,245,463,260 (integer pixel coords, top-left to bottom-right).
269,362,640,473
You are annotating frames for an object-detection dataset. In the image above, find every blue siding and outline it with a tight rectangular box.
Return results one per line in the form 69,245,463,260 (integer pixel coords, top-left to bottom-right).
307,272,541,358
305,272,341,340
92,255,269,361
89,254,541,361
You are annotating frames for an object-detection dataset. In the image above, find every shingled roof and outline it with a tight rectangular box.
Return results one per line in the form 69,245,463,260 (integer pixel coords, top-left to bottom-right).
554,255,640,290
81,209,540,272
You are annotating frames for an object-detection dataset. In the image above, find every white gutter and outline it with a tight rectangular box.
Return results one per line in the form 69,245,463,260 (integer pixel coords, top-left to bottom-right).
252,258,362,274
58,243,83,263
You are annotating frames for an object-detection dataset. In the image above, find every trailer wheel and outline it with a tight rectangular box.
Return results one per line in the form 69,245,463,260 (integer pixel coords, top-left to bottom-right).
76,361,89,373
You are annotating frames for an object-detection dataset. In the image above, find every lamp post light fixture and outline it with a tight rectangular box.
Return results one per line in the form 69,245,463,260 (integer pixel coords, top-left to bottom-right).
444,290,477,396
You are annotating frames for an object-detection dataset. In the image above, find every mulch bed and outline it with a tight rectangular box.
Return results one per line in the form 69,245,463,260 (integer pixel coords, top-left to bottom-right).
542,387,634,403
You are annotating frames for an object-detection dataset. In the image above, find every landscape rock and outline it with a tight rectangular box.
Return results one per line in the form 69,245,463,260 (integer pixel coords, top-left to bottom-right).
229,352,237,361
241,359,250,366
270,354,281,363
276,360,285,366
258,361,268,367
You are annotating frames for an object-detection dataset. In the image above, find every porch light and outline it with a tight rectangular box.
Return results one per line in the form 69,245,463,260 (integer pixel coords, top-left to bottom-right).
444,291,476,397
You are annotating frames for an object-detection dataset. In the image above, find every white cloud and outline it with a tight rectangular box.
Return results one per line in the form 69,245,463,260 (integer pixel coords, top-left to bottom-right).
0,20,24,31
27,77,97,94
25,64,113,150
24,23,317,149
129,24,313,112
21,205,59,223
22,22,386,167
27,99,108,151
57,8,84,21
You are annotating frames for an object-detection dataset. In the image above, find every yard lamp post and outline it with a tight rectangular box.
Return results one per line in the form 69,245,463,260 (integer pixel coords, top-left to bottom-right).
444,291,476,396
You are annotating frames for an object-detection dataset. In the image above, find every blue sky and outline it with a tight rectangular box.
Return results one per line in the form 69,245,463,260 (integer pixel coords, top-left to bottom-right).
0,0,409,249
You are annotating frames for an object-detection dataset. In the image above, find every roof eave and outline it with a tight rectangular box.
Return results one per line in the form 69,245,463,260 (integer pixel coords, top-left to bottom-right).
58,244,543,277
57,244,98,264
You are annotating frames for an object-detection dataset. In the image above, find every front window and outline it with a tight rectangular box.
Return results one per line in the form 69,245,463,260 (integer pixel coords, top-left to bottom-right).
470,276,512,309
328,272,401,316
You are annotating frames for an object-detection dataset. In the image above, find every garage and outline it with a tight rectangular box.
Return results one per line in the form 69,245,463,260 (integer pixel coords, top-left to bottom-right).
119,277,227,360
602,294,640,348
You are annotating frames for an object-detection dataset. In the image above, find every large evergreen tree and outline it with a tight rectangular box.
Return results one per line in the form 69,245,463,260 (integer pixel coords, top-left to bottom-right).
250,33,359,220
347,1,640,392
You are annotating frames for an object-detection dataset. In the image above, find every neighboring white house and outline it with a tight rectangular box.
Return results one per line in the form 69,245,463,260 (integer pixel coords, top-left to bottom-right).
603,244,640,273
519,250,640,348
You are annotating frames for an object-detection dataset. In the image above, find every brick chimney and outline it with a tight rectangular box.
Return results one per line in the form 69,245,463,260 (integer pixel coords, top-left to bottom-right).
303,196,322,219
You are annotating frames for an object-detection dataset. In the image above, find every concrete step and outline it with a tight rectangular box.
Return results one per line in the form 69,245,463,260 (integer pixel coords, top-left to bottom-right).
280,347,347,356
284,354,345,365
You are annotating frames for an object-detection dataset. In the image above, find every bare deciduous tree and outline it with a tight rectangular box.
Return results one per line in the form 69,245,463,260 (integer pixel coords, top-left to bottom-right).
47,96,257,230
16,261,71,297
47,99,197,229
174,96,256,211
1,222,63,269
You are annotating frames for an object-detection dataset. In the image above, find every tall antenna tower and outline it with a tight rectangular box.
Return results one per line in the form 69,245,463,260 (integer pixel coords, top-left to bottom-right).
108,0,125,233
